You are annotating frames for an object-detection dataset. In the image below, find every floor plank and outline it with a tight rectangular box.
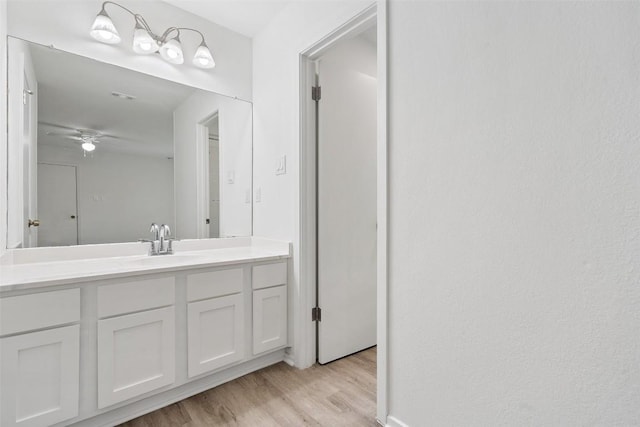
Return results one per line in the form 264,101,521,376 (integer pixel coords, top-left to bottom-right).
119,347,377,427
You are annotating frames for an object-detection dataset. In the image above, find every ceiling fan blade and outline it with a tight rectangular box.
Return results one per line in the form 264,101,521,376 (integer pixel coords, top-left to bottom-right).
46,132,84,141
46,130,81,136
40,122,83,132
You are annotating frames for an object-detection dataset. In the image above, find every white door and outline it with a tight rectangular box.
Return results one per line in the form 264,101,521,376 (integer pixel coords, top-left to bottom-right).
97,307,175,408
7,38,38,248
37,164,78,247
23,72,38,248
317,33,378,364
209,137,220,238
0,325,80,427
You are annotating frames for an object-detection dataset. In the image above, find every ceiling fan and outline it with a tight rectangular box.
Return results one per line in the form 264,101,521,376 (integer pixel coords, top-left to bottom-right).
42,123,121,153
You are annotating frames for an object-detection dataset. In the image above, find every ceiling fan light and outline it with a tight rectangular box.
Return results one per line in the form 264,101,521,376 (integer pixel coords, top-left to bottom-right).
90,9,121,44
193,42,215,69
81,141,96,152
133,24,159,54
159,36,184,65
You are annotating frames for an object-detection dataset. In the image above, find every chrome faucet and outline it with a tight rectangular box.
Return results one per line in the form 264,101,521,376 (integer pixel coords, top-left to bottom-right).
140,222,175,255
159,224,173,254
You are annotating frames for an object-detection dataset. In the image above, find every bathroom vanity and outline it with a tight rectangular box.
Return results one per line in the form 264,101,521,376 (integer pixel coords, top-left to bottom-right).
0,237,290,427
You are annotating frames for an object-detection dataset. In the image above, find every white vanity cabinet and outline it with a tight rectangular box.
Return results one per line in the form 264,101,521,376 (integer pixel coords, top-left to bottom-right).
96,277,176,408
252,262,288,355
0,238,291,427
0,289,81,427
187,268,245,377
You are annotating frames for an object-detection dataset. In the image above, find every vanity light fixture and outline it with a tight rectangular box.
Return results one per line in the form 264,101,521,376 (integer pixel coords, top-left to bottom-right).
90,1,216,69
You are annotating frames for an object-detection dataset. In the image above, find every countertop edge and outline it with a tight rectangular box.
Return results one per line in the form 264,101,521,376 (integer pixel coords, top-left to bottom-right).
0,252,291,294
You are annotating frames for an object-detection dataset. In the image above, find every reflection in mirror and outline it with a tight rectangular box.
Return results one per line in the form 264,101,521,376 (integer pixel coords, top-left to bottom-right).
204,114,220,238
6,37,253,249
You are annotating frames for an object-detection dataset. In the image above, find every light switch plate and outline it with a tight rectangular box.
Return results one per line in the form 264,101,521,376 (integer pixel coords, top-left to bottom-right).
226,171,235,184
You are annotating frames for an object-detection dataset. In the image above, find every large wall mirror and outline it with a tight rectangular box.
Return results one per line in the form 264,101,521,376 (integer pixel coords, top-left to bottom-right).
6,37,253,248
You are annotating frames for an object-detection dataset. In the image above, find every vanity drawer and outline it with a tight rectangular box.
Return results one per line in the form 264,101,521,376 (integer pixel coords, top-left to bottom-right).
0,289,80,336
252,262,287,290
98,277,175,318
187,268,243,302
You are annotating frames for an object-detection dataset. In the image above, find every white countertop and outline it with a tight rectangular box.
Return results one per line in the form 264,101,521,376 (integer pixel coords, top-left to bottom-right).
0,237,291,293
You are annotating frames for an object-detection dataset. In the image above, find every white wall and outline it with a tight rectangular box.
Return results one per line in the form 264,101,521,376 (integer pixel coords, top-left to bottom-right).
6,0,252,101
38,145,174,244
173,92,252,239
388,1,640,425
252,0,374,368
0,1,7,254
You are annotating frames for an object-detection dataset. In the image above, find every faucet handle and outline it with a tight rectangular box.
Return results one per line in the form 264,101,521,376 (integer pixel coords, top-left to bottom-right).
166,238,179,254
160,224,171,237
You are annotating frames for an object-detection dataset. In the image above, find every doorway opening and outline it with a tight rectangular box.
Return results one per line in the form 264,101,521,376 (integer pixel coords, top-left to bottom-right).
314,25,378,365
203,114,220,238
299,2,387,423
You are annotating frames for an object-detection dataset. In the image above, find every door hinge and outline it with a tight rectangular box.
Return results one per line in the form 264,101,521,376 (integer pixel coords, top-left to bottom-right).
23,89,33,105
312,306,322,322
312,86,321,102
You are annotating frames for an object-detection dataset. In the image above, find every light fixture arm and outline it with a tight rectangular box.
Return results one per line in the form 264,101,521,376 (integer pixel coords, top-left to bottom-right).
174,27,207,45
159,27,180,43
100,1,137,20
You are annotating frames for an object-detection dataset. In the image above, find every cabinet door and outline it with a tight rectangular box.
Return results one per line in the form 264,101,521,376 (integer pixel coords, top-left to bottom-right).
253,285,287,355
97,307,175,408
0,325,79,427
187,294,244,378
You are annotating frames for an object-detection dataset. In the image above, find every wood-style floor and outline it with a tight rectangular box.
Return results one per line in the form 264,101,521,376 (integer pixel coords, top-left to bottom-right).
119,347,377,427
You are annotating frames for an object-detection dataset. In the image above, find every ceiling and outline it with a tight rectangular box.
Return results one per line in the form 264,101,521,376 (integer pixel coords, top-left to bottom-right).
162,0,290,38
30,41,196,158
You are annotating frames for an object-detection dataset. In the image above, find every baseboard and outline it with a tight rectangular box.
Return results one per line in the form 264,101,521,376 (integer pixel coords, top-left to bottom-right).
283,348,296,366
66,350,285,427
386,414,410,427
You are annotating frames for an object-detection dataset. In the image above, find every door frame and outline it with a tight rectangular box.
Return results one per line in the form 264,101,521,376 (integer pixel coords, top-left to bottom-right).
298,2,388,423
195,112,221,239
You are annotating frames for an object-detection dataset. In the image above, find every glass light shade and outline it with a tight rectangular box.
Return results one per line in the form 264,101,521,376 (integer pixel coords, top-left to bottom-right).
193,43,215,69
133,26,159,54
90,11,121,44
159,37,184,65
81,141,96,152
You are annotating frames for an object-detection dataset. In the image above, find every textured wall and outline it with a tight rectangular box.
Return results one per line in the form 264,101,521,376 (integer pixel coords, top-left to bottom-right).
388,1,640,424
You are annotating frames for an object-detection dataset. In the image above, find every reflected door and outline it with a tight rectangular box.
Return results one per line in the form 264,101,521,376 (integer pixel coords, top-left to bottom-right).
209,139,220,238
207,114,220,238
23,72,38,248
8,38,39,248
37,163,78,247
